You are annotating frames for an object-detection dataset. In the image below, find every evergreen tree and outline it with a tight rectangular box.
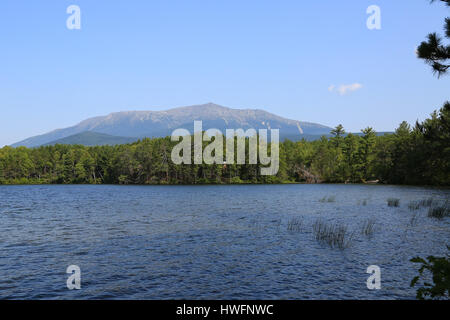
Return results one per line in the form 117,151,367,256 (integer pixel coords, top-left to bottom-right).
417,0,450,77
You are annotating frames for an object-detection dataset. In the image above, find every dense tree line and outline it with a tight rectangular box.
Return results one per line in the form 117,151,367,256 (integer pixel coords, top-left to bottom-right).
0,103,448,186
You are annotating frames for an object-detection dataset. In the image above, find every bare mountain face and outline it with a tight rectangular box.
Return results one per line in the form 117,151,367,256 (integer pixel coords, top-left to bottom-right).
12,103,332,147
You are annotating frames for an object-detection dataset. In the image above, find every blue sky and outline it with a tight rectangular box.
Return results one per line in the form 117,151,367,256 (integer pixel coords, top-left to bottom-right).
0,0,449,146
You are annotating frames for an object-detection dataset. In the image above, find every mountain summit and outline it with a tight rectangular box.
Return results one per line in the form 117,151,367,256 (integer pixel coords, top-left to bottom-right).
11,103,332,147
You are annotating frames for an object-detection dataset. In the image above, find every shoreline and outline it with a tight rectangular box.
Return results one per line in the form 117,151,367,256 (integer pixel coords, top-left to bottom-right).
1,182,449,188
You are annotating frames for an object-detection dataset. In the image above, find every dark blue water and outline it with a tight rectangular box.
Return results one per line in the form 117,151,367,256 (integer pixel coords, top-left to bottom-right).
0,184,449,299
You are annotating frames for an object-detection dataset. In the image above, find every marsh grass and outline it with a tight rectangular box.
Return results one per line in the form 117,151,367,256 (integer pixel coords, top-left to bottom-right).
361,218,376,237
408,201,421,211
410,212,419,227
357,199,368,206
287,217,303,232
427,203,450,219
407,197,449,219
319,195,336,203
313,219,354,249
409,198,436,211
387,198,400,207
419,197,435,208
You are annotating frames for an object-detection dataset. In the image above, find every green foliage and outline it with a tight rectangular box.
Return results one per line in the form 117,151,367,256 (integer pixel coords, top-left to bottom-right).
418,0,450,77
410,246,450,300
0,105,448,186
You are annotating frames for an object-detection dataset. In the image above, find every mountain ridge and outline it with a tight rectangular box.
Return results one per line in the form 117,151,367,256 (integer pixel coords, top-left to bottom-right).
42,132,138,146
11,103,333,147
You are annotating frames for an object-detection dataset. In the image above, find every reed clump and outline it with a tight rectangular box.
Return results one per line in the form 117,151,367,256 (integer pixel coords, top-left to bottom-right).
387,198,400,207
361,218,376,237
319,195,336,203
409,198,436,211
313,219,354,249
287,217,303,232
410,212,419,227
357,199,368,206
427,203,450,219
408,201,421,211
419,197,435,208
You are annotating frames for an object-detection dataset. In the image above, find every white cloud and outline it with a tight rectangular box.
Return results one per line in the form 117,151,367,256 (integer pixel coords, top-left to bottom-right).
328,83,363,96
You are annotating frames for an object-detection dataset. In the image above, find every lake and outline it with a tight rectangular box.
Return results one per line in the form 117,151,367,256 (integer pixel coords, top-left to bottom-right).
0,184,449,299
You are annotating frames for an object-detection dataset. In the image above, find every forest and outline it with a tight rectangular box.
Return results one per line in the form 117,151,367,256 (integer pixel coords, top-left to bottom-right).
0,102,448,186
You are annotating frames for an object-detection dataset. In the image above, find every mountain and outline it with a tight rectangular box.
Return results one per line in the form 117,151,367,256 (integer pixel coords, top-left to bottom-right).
11,103,333,147
43,132,138,146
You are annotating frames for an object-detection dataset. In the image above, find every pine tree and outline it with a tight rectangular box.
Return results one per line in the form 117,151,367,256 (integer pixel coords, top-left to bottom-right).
417,0,450,77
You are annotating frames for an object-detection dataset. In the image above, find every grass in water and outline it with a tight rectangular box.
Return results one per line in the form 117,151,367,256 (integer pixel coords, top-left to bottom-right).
319,195,336,203
419,197,435,208
409,198,436,211
361,218,376,237
313,219,354,249
408,201,421,211
387,198,400,207
357,199,368,206
287,217,303,232
427,203,450,219
410,212,419,227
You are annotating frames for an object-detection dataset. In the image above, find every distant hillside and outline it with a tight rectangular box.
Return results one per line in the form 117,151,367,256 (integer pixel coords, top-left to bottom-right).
43,132,138,146
11,103,333,147
41,131,394,147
